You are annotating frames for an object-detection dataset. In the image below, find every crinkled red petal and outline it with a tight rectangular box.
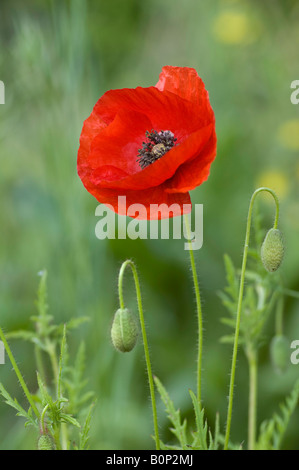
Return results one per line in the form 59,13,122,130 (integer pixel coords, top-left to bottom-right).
77,108,107,182
77,66,217,220
88,109,152,176
93,86,208,133
156,66,213,115
86,183,191,220
88,120,214,191
166,128,217,193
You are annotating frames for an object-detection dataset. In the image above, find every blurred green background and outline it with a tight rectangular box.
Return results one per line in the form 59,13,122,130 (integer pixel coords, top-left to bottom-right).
1,0,299,450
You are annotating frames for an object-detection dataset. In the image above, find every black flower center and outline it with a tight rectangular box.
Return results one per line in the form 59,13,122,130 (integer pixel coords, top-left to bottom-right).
137,130,177,169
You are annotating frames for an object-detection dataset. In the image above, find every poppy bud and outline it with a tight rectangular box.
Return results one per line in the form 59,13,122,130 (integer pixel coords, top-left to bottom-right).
111,308,139,353
37,434,56,450
270,335,289,374
261,228,284,273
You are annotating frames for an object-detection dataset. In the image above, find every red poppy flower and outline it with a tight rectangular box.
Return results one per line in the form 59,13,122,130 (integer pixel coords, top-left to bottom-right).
77,66,216,219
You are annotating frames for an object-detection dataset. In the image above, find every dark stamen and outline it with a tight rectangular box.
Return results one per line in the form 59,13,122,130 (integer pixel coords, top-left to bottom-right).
137,130,177,169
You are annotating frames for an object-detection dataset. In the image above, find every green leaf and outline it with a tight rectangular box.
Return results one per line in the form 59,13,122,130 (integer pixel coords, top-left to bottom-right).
154,376,188,450
62,341,94,415
209,412,220,450
256,379,299,450
57,324,67,399
223,254,239,300
0,382,37,428
5,330,36,341
189,389,208,450
60,413,80,428
79,402,96,450
158,441,182,450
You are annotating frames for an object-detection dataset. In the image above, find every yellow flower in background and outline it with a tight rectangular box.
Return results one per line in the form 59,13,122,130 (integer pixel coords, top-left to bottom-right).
278,119,299,151
256,171,289,200
212,10,257,45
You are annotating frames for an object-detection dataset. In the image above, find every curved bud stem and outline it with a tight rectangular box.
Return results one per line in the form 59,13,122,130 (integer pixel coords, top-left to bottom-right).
40,403,49,434
118,260,160,450
224,187,280,450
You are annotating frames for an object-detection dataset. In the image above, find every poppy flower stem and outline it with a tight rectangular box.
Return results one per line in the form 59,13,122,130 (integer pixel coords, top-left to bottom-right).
118,260,160,450
247,346,258,450
224,187,280,450
184,214,203,406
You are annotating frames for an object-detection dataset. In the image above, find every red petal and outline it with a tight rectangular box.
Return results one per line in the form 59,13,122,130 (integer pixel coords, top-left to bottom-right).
94,86,206,135
86,183,191,220
156,66,212,109
89,165,129,185
89,109,152,176
77,108,107,182
78,67,217,219
91,123,214,191
166,128,217,193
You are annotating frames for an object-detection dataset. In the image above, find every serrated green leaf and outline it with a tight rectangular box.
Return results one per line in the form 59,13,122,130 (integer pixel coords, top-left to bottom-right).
5,330,36,341
158,440,182,450
256,379,299,450
0,383,37,428
189,389,208,450
223,254,239,300
79,401,95,450
154,376,188,450
209,412,220,450
60,413,80,428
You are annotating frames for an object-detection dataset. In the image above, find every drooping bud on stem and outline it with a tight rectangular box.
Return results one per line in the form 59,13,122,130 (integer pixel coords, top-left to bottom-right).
111,308,139,353
37,433,56,450
261,228,284,273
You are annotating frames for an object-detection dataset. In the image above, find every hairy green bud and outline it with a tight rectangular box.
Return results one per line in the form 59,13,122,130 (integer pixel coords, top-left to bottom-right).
37,434,56,450
261,228,284,272
111,308,139,353
270,335,289,374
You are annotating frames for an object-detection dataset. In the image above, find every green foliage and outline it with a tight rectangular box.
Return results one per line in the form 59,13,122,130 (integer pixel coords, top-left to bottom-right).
1,0,299,451
37,369,80,436
154,377,223,450
0,271,95,450
0,383,37,429
189,389,216,450
63,342,95,417
219,253,279,354
256,380,299,450
218,202,299,450
154,376,188,450
7,271,90,354
270,335,290,374
77,402,96,451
